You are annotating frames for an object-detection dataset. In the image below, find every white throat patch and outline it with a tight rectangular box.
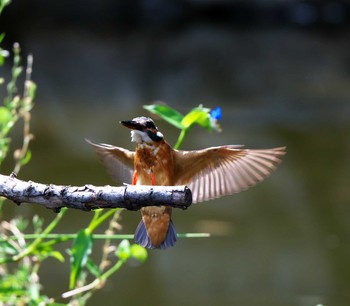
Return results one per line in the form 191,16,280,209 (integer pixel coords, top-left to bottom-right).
130,130,152,143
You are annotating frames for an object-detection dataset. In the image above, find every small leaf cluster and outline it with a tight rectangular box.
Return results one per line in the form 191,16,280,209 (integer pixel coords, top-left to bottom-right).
0,19,149,302
144,104,222,149
0,214,60,305
0,41,35,176
68,208,148,298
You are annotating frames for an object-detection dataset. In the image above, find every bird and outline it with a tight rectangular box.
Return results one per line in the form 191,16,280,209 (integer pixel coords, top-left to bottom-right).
87,116,286,249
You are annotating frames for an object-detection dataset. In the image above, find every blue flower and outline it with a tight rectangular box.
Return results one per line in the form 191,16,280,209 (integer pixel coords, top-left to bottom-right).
209,107,222,131
210,107,222,120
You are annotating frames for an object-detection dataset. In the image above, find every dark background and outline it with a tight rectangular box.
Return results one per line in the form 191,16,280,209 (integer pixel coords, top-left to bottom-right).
1,1,350,305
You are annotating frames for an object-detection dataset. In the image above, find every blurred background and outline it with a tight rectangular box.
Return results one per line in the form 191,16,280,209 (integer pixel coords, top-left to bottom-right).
1,1,350,305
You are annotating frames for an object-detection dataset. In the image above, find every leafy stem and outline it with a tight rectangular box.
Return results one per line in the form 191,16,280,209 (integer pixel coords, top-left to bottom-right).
174,128,188,150
87,208,120,234
144,104,222,150
1,208,67,263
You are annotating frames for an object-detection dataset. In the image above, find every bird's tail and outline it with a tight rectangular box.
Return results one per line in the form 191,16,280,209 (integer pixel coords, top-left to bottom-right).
134,220,177,249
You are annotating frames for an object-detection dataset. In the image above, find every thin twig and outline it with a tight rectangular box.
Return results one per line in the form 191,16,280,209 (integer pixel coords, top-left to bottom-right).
0,233,210,242
13,54,35,174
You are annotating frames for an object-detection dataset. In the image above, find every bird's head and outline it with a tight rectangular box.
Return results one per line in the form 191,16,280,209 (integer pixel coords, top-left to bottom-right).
121,116,164,144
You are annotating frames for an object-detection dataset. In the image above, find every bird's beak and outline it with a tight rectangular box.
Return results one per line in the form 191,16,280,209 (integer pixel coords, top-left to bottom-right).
120,120,142,130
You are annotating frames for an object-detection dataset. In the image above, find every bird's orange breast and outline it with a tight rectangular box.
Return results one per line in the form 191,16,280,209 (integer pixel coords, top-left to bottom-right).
133,140,176,248
134,140,174,186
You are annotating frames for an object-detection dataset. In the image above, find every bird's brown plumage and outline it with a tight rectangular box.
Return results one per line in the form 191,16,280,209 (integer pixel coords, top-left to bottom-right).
87,117,286,249
87,140,286,203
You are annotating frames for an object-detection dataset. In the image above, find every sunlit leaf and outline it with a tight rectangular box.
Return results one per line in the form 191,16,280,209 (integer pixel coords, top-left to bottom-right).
12,66,22,78
0,106,11,123
0,51,4,66
32,242,65,262
181,106,211,130
130,244,148,263
0,33,5,66
115,239,131,261
0,0,11,15
69,229,93,289
144,104,184,129
0,50,9,66
44,250,65,262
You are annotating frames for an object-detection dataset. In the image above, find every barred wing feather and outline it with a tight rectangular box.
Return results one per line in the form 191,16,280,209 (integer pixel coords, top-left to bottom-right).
174,146,286,203
86,139,134,184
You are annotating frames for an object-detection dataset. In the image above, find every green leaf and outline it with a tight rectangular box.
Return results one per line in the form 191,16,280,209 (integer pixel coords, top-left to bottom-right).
12,66,22,79
144,104,184,130
0,240,18,255
0,52,4,66
35,247,65,262
86,258,102,278
130,244,148,263
0,106,11,124
20,149,32,166
31,242,65,262
48,250,65,262
115,239,131,261
69,229,93,289
24,80,37,102
181,106,211,130
0,0,11,15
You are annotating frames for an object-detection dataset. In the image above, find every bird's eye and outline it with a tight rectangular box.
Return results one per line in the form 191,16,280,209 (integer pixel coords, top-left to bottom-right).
146,121,156,129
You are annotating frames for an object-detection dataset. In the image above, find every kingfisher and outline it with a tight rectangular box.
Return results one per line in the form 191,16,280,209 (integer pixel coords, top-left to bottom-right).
88,116,286,249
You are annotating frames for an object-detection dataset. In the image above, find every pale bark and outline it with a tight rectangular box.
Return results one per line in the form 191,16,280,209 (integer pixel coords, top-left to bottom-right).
0,173,192,212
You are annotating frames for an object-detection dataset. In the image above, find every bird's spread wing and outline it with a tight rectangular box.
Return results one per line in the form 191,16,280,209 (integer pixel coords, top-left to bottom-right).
86,139,134,184
173,145,286,203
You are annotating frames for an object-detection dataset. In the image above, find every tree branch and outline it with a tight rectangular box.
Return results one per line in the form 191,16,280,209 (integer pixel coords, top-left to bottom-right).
0,173,192,212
